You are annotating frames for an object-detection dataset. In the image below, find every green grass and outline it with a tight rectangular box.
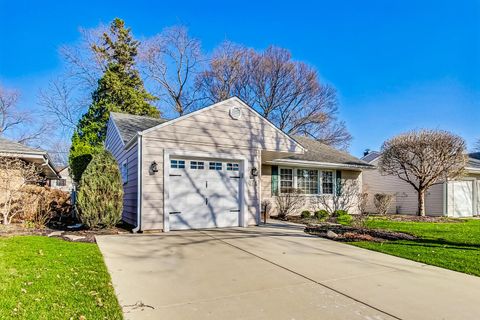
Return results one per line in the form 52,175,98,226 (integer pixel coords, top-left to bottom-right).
0,236,122,319
351,218,480,276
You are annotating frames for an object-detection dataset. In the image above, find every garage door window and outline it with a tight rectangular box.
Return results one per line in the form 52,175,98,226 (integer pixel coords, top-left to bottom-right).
190,161,204,170
171,159,185,169
209,162,223,170
226,163,239,171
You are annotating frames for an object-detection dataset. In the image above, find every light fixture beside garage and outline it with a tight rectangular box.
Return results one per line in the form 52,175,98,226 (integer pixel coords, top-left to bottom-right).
251,167,258,177
150,161,159,173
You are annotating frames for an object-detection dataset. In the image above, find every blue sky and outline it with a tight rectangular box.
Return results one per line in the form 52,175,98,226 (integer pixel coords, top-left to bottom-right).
1,0,479,156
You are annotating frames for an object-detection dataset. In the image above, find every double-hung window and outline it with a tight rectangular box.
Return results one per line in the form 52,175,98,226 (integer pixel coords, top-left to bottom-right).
279,168,294,193
321,171,334,194
297,169,318,194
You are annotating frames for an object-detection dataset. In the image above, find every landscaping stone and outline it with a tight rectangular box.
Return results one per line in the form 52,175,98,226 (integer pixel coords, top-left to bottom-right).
326,230,338,239
48,231,64,237
64,235,86,242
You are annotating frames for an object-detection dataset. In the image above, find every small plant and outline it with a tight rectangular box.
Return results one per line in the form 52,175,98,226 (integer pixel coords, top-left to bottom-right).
374,193,394,215
300,210,311,219
77,149,123,228
313,210,329,221
333,209,349,217
336,213,353,226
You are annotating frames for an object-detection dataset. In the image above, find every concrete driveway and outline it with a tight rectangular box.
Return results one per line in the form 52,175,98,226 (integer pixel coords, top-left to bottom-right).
97,222,480,320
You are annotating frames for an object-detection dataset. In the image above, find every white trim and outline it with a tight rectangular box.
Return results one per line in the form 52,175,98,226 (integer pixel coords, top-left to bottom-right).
163,149,249,232
140,97,305,152
466,166,480,173
267,159,373,170
278,167,336,196
132,134,143,233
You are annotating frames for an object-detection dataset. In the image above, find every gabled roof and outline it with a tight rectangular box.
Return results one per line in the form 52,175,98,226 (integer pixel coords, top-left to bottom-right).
0,137,45,155
276,136,373,168
467,152,480,171
361,151,381,163
0,137,59,178
109,112,168,144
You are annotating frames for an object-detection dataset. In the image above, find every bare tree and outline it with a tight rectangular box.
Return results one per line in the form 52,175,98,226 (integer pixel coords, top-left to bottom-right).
0,84,52,145
196,43,351,149
357,192,369,215
0,86,28,136
0,156,41,225
141,26,204,116
38,77,84,133
379,130,466,216
312,179,360,215
373,193,393,215
275,188,303,219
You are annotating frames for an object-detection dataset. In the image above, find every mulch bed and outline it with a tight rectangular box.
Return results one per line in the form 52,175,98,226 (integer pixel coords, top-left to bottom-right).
0,223,130,243
304,223,418,242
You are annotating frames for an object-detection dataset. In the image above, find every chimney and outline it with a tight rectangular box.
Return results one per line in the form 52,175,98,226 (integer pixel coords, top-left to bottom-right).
363,149,371,157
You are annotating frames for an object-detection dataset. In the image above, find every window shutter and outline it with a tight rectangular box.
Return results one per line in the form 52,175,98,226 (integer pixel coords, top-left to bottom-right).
336,170,342,196
271,165,279,196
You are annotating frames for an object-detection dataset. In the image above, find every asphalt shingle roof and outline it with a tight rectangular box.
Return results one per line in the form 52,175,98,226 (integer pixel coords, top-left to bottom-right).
0,137,46,155
361,151,381,163
467,152,480,169
110,112,168,144
288,136,373,167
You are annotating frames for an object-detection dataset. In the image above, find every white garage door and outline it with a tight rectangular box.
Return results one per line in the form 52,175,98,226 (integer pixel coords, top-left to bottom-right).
448,180,474,217
168,158,241,230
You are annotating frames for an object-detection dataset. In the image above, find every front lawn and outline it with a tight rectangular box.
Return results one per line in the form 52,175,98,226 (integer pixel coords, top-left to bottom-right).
0,236,122,319
351,218,480,276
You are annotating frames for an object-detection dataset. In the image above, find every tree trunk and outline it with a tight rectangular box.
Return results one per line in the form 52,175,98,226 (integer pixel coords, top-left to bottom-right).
417,189,425,216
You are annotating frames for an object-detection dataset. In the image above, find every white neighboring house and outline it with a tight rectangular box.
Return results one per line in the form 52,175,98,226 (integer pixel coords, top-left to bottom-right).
362,151,480,217
50,166,73,193
105,97,373,232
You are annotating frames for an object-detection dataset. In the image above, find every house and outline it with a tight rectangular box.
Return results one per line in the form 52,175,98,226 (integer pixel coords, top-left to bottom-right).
50,166,73,192
105,97,373,232
0,137,58,181
362,151,480,217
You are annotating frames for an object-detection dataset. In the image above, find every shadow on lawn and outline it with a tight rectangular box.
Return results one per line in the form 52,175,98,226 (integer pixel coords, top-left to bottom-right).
384,238,480,251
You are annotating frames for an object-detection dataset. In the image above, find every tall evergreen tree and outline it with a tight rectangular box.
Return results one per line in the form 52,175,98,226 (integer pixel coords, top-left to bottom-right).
69,18,159,181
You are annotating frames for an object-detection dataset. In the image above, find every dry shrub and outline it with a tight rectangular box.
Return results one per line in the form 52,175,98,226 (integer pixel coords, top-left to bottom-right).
12,185,71,228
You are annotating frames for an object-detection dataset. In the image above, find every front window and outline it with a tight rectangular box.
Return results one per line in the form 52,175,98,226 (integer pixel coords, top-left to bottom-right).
56,179,66,187
171,159,185,169
297,169,318,194
321,171,334,194
209,162,222,170
279,168,293,193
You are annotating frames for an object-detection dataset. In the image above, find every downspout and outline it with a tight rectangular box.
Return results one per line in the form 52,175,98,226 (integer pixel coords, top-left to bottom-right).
132,133,143,233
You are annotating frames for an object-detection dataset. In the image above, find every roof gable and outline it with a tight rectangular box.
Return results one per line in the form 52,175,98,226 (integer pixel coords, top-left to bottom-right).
109,112,168,144
141,97,305,153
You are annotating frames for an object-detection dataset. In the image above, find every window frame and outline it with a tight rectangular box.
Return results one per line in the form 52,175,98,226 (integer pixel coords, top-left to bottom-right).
278,167,336,195
226,163,239,171
121,160,128,184
190,161,205,170
171,159,186,169
209,162,223,171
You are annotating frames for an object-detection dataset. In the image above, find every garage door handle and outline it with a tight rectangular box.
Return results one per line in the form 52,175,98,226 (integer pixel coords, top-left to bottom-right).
205,197,208,205
169,174,182,177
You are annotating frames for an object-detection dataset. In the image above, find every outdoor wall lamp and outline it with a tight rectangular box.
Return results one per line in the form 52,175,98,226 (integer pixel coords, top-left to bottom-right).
251,167,258,177
150,161,159,173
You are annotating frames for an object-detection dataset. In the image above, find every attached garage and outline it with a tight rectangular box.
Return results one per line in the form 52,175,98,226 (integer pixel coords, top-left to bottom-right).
167,158,242,230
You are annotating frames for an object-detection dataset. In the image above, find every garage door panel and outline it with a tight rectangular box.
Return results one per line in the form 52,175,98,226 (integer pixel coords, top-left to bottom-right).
168,158,241,230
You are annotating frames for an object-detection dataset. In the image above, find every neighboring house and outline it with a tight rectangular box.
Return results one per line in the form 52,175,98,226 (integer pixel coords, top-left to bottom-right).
362,151,480,217
50,166,73,192
105,97,373,232
0,137,58,181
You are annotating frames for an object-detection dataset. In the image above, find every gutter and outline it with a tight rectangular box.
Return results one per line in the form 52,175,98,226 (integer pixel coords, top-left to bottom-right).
265,159,375,170
132,133,143,233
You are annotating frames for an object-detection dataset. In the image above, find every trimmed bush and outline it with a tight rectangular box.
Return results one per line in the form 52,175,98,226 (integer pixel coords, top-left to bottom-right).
314,210,329,221
336,213,353,226
300,210,311,219
333,209,349,217
77,149,123,228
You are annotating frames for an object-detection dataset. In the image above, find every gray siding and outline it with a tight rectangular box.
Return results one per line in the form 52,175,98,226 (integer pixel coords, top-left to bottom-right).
105,118,138,225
